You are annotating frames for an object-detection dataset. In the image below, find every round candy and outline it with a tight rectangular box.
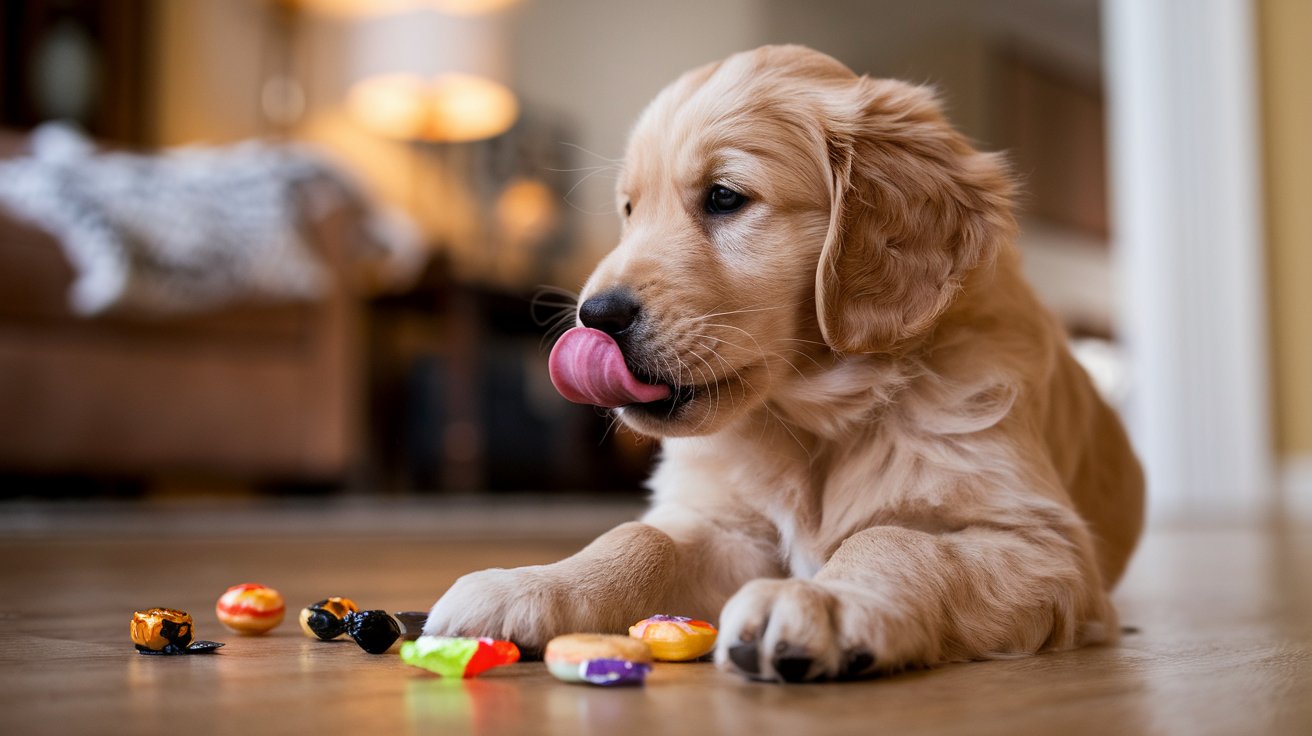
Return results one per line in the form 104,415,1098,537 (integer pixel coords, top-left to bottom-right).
130,607,225,655
345,610,400,654
545,633,653,686
299,597,359,641
628,614,718,661
400,636,521,678
215,583,285,635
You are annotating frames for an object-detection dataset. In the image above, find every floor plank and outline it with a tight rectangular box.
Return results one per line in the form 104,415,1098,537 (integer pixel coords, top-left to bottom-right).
0,502,1308,735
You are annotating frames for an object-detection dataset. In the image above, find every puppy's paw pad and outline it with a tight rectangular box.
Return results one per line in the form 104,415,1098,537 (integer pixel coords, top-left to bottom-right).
839,649,877,680
771,647,817,683
727,642,761,675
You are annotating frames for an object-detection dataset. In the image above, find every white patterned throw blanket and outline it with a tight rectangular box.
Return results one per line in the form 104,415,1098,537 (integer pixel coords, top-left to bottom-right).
0,123,421,315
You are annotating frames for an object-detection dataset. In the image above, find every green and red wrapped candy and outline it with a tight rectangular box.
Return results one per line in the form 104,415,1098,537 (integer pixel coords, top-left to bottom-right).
400,636,521,678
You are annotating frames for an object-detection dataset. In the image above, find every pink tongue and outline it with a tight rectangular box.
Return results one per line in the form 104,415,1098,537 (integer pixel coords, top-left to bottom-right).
549,327,672,408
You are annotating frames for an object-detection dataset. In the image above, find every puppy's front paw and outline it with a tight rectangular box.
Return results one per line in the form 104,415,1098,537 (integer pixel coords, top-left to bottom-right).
715,579,915,683
423,567,567,652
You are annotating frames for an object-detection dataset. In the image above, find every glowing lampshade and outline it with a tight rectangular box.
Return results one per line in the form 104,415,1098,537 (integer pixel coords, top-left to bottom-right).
342,6,518,142
295,0,520,17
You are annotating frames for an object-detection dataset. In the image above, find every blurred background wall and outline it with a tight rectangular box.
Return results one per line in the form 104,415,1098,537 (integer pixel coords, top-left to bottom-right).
0,0,1306,522
1260,0,1312,517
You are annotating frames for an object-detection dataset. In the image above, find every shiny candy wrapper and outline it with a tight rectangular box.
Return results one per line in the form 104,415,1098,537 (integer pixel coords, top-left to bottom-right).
400,636,521,678
130,608,224,655
628,614,718,661
345,610,401,654
550,658,652,686
299,597,359,641
544,634,654,686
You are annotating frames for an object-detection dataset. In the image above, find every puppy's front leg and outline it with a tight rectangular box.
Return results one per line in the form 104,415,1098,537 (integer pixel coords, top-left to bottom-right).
425,515,779,652
717,508,1115,682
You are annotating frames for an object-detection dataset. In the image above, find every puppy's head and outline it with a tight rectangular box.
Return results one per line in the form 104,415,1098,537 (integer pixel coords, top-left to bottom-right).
551,45,1016,438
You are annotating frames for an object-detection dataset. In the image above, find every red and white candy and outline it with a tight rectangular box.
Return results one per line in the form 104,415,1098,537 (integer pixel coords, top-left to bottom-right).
215,583,285,635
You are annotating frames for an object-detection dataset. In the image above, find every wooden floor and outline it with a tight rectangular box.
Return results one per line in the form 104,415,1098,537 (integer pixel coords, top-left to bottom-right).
0,500,1309,735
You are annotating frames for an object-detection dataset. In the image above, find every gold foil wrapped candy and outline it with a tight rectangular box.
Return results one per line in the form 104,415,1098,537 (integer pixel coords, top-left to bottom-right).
130,608,224,655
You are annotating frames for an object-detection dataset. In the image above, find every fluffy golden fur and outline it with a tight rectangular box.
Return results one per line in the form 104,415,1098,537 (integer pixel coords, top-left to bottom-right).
425,45,1145,683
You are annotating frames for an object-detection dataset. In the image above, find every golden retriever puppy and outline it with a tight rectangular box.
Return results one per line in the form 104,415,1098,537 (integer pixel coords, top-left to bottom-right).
425,44,1145,683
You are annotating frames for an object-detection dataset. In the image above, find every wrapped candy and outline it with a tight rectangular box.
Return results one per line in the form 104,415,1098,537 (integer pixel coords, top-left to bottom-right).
345,610,402,654
545,634,653,686
298,597,359,641
400,636,521,678
628,615,718,661
215,583,285,635
392,611,428,641
130,607,224,655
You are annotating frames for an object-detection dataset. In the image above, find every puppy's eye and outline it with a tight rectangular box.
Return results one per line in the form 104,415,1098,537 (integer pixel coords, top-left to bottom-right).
624,201,633,217
706,185,746,215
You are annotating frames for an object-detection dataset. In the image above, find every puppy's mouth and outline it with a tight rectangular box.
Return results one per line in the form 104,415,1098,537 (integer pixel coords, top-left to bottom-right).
623,373,698,417
548,327,700,415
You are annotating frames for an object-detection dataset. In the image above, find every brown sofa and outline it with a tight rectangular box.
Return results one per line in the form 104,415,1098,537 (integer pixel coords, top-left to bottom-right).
0,132,371,485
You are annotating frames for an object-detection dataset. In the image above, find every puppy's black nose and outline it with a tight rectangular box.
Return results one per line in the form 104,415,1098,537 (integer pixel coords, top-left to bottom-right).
579,289,641,337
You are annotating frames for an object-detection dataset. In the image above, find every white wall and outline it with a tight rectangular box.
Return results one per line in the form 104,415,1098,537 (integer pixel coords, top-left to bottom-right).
1103,0,1273,523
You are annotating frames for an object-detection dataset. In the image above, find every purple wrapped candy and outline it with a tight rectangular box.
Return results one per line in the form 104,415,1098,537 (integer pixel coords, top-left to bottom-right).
581,658,652,686
545,634,655,686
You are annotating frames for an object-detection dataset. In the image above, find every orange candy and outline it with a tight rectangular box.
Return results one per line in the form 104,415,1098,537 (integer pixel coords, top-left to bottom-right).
629,615,718,661
215,583,285,635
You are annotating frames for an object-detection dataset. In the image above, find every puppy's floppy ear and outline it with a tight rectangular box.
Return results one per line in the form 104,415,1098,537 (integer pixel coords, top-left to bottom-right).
815,79,1016,354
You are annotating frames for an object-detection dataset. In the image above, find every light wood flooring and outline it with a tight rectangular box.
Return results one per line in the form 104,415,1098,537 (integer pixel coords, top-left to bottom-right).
0,500,1309,735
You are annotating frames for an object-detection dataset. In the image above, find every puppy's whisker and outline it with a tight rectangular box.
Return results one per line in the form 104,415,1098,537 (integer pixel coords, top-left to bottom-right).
685,333,765,368
775,348,824,374
764,402,812,461
545,164,622,174
557,141,624,164
695,302,801,320
598,410,626,446
688,351,722,431
562,166,625,213
531,288,579,328
700,322,772,378
692,296,812,321
540,315,578,353
534,284,582,299
692,339,762,416
533,306,577,327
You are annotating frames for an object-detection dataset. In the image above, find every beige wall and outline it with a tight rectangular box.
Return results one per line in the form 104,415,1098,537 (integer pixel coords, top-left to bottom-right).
152,0,271,145
1260,0,1312,457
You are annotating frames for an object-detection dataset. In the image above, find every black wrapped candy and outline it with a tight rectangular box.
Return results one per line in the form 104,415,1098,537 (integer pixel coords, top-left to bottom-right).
345,610,401,654
299,597,358,641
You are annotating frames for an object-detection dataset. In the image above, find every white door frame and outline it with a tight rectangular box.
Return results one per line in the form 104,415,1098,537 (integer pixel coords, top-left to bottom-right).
1102,0,1274,523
